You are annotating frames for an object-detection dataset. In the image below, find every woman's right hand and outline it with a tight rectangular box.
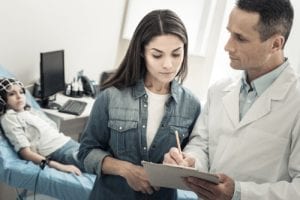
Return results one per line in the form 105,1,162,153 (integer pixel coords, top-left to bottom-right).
163,147,195,167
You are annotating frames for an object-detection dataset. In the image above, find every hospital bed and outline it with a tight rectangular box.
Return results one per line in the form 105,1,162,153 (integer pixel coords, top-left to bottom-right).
0,133,95,199
0,65,96,199
0,65,197,200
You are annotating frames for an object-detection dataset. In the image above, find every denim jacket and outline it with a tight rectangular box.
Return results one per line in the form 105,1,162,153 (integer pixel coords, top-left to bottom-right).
79,79,201,200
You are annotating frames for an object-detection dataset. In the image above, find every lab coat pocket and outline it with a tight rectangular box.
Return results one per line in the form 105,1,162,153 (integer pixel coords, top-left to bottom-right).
238,128,289,182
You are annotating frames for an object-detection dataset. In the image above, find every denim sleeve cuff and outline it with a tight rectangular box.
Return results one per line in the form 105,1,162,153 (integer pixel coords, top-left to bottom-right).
232,181,241,200
83,148,110,176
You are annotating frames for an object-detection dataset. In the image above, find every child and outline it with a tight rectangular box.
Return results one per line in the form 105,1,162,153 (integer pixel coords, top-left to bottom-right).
0,77,83,175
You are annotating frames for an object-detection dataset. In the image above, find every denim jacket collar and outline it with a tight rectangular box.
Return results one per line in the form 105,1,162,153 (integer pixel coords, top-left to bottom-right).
132,79,181,104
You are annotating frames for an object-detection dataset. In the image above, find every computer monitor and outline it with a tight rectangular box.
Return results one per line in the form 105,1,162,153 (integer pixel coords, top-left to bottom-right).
39,50,65,109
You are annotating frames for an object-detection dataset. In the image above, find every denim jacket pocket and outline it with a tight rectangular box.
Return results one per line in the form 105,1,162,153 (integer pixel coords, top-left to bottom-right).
168,117,192,144
108,120,138,157
169,125,189,142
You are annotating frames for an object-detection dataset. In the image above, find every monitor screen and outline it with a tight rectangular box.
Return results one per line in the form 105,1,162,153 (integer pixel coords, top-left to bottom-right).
39,50,65,108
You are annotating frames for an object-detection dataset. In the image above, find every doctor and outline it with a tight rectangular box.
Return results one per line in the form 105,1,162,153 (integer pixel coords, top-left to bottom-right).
164,0,300,199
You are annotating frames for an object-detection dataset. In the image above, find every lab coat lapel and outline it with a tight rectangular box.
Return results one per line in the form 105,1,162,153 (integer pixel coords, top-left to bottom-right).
222,80,241,128
238,94,271,128
238,66,295,128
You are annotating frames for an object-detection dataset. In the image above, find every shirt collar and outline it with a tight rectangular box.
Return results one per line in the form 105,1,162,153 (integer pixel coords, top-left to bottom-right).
241,58,289,96
132,79,181,103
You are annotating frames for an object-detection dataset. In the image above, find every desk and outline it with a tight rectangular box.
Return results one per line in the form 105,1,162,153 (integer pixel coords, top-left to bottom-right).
42,93,95,141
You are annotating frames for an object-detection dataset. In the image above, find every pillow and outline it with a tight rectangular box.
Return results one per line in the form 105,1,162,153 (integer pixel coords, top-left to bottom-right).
0,64,40,110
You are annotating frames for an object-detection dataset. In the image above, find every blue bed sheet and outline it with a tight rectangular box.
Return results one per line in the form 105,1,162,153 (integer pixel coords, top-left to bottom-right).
0,134,96,200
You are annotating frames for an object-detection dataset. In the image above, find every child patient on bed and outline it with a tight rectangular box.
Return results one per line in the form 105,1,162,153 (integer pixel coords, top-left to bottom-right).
0,77,84,176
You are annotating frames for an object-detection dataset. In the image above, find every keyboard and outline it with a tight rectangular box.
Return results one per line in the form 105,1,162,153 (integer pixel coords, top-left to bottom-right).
58,99,87,116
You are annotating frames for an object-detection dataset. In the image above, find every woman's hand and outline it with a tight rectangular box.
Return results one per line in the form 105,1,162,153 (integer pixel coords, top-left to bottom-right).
102,156,158,194
163,147,195,167
121,162,157,194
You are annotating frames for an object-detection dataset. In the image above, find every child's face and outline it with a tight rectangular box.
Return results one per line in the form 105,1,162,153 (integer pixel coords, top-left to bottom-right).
6,84,26,112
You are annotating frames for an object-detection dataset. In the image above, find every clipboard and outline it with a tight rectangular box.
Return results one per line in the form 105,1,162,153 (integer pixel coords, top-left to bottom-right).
142,161,219,191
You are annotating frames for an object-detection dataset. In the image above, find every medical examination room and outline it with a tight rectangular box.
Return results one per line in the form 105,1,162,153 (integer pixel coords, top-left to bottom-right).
1,0,300,199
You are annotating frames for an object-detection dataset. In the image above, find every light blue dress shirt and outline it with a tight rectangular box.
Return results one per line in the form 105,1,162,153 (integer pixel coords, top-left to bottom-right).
239,59,288,120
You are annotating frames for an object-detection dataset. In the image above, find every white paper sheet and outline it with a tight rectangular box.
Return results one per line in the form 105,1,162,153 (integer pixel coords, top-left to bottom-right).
142,161,219,191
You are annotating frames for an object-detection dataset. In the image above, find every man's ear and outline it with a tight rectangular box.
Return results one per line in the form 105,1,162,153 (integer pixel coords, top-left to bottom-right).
271,35,285,52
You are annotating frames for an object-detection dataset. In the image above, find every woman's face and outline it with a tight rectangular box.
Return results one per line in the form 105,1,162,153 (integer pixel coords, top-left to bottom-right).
144,34,184,88
6,84,26,112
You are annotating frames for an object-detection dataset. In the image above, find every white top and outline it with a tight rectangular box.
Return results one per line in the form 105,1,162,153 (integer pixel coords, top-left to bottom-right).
145,87,170,148
1,109,69,156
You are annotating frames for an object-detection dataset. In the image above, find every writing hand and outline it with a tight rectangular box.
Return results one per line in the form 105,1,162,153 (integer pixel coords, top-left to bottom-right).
163,147,195,167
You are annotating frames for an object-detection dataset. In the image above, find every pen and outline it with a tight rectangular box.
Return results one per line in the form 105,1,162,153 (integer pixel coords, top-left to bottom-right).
175,130,182,154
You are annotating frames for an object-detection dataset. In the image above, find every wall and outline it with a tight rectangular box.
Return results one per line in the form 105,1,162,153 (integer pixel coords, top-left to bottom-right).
285,0,300,71
116,0,228,101
211,0,300,93
0,0,229,101
119,0,300,101
0,0,299,102
0,0,126,85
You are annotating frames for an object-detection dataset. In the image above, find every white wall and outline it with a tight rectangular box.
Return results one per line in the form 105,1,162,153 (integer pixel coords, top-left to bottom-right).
211,0,300,92
116,0,228,101
285,0,300,71
118,0,300,101
0,0,299,102
0,0,126,85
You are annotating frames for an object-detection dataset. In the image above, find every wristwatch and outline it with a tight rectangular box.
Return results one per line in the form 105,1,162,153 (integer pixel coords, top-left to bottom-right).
39,158,51,169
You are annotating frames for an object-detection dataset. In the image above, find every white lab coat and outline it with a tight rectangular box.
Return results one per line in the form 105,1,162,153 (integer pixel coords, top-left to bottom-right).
185,64,300,200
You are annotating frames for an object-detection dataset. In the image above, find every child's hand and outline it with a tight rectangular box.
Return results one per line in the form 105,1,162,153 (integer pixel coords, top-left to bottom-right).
60,164,82,176
49,161,82,176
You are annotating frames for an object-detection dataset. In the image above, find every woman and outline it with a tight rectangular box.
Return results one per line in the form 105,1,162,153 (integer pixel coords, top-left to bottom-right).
0,78,83,175
78,9,201,199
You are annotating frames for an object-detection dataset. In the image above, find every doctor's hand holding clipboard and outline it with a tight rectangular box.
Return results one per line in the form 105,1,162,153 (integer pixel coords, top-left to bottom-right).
163,147,234,200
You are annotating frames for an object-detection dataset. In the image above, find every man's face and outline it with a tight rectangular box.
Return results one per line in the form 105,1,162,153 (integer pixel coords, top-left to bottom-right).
224,7,274,77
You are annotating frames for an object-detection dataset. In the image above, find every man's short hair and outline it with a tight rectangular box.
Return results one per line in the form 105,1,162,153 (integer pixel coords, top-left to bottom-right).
237,0,294,47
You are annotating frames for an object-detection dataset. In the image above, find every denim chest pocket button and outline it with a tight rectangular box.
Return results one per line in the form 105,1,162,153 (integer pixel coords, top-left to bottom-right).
108,120,137,132
169,126,189,140
108,120,138,157
168,116,192,138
